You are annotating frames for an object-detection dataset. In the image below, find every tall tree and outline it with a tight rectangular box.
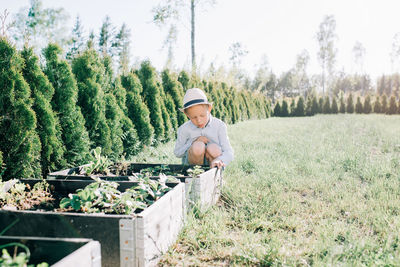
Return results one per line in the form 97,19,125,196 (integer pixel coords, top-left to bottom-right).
21,46,66,175
113,23,131,74
316,15,337,94
0,37,41,179
66,15,85,60
98,16,115,57
12,0,69,52
43,43,91,165
152,0,216,72
293,50,310,97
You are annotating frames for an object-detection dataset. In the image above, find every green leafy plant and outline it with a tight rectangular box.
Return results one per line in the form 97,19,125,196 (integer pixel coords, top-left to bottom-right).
0,243,48,267
83,147,111,176
187,165,205,178
59,176,174,214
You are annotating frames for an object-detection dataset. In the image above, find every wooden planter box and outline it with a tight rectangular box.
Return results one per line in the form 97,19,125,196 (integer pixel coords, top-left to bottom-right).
48,163,223,210
0,180,185,267
0,236,101,267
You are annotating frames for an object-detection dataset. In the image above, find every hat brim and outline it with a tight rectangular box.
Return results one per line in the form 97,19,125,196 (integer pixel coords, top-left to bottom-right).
179,102,213,112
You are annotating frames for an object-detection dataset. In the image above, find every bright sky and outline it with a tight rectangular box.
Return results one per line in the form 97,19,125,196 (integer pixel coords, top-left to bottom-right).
2,0,400,79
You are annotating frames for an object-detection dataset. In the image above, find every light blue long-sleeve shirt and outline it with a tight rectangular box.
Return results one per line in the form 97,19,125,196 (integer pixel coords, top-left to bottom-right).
174,115,234,165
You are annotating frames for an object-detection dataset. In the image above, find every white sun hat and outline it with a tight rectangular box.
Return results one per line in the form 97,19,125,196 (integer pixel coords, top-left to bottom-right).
179,88,213,112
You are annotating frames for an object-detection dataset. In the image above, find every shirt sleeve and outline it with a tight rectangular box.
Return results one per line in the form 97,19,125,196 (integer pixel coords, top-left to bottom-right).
216,122,234,165
174,125,192,158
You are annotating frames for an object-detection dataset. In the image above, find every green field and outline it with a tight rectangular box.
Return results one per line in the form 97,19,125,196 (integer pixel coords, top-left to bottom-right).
137,114,400,266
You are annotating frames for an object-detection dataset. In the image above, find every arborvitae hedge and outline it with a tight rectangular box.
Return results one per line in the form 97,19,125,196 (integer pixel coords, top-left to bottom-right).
121,72,154,146
294,96,305,116
161,69,185,127
113,77,140,157
311,96,319,115
178,70,190,91
364,95,372,114
0,38,42,179
331,97,339,114
273,102,281,116
43,44,91,166
104,93,124,159
158,84,174,142
289,99,296,116
322,96,331,114
355,96,363,114
381,94,388,114
387,95,398,114
339,95,346,113
318,97,324,113
72,48,112,155
21,46,66,176
281,100,289,117
346,93,354,113
138,61,165,143
373,96,381,113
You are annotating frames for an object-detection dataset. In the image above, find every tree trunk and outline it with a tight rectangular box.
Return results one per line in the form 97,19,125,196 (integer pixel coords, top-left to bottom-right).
191,0,196,73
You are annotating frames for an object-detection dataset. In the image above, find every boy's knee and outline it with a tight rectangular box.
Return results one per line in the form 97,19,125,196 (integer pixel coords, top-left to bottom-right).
206,143,222,158
190,141,206,156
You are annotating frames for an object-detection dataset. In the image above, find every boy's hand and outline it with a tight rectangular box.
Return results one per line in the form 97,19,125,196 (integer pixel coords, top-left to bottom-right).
211,159,225,169
195,136,209,144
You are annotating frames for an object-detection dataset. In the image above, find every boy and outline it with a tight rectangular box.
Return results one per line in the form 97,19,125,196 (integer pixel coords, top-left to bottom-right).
174,88,234,168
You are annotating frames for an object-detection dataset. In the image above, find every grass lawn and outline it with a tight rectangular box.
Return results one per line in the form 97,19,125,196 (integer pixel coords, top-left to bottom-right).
152,114,400,266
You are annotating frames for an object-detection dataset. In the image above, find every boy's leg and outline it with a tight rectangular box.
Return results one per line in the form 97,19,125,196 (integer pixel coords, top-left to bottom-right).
205,143,222,164
188,141,206,165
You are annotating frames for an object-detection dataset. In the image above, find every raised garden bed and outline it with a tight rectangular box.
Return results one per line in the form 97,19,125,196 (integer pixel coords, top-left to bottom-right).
48,163,223,209
0,179,185,267
0,236,100,267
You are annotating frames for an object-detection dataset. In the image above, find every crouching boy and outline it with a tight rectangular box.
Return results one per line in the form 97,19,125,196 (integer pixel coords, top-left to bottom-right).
174,88,234,168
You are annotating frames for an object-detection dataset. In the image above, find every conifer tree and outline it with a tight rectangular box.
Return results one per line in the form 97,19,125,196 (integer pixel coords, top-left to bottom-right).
331,97,339,114
305,96,313,116
311,95,319,115
273,102,281,117
318,97,324,113
355,96,363,113
102,55,137,158
21,46,66,175
104,94,124,159
398,98,400,114
281,100,290,117
72,48,112,155
289,98,296,116
294,96,305,116
363,95,372,114
0,38,41,179
339,95,346,113
161,69,185,126
387,95,398,114
66,16,85,60
373,96,381,113
0,151,3,178
322,96,331,114
381,94,388,114
138,61,165,142
113,77,140,157
121,72,154,146
346,93,354,113
158,84,174,141
43,44,91,166
178,70,190,91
